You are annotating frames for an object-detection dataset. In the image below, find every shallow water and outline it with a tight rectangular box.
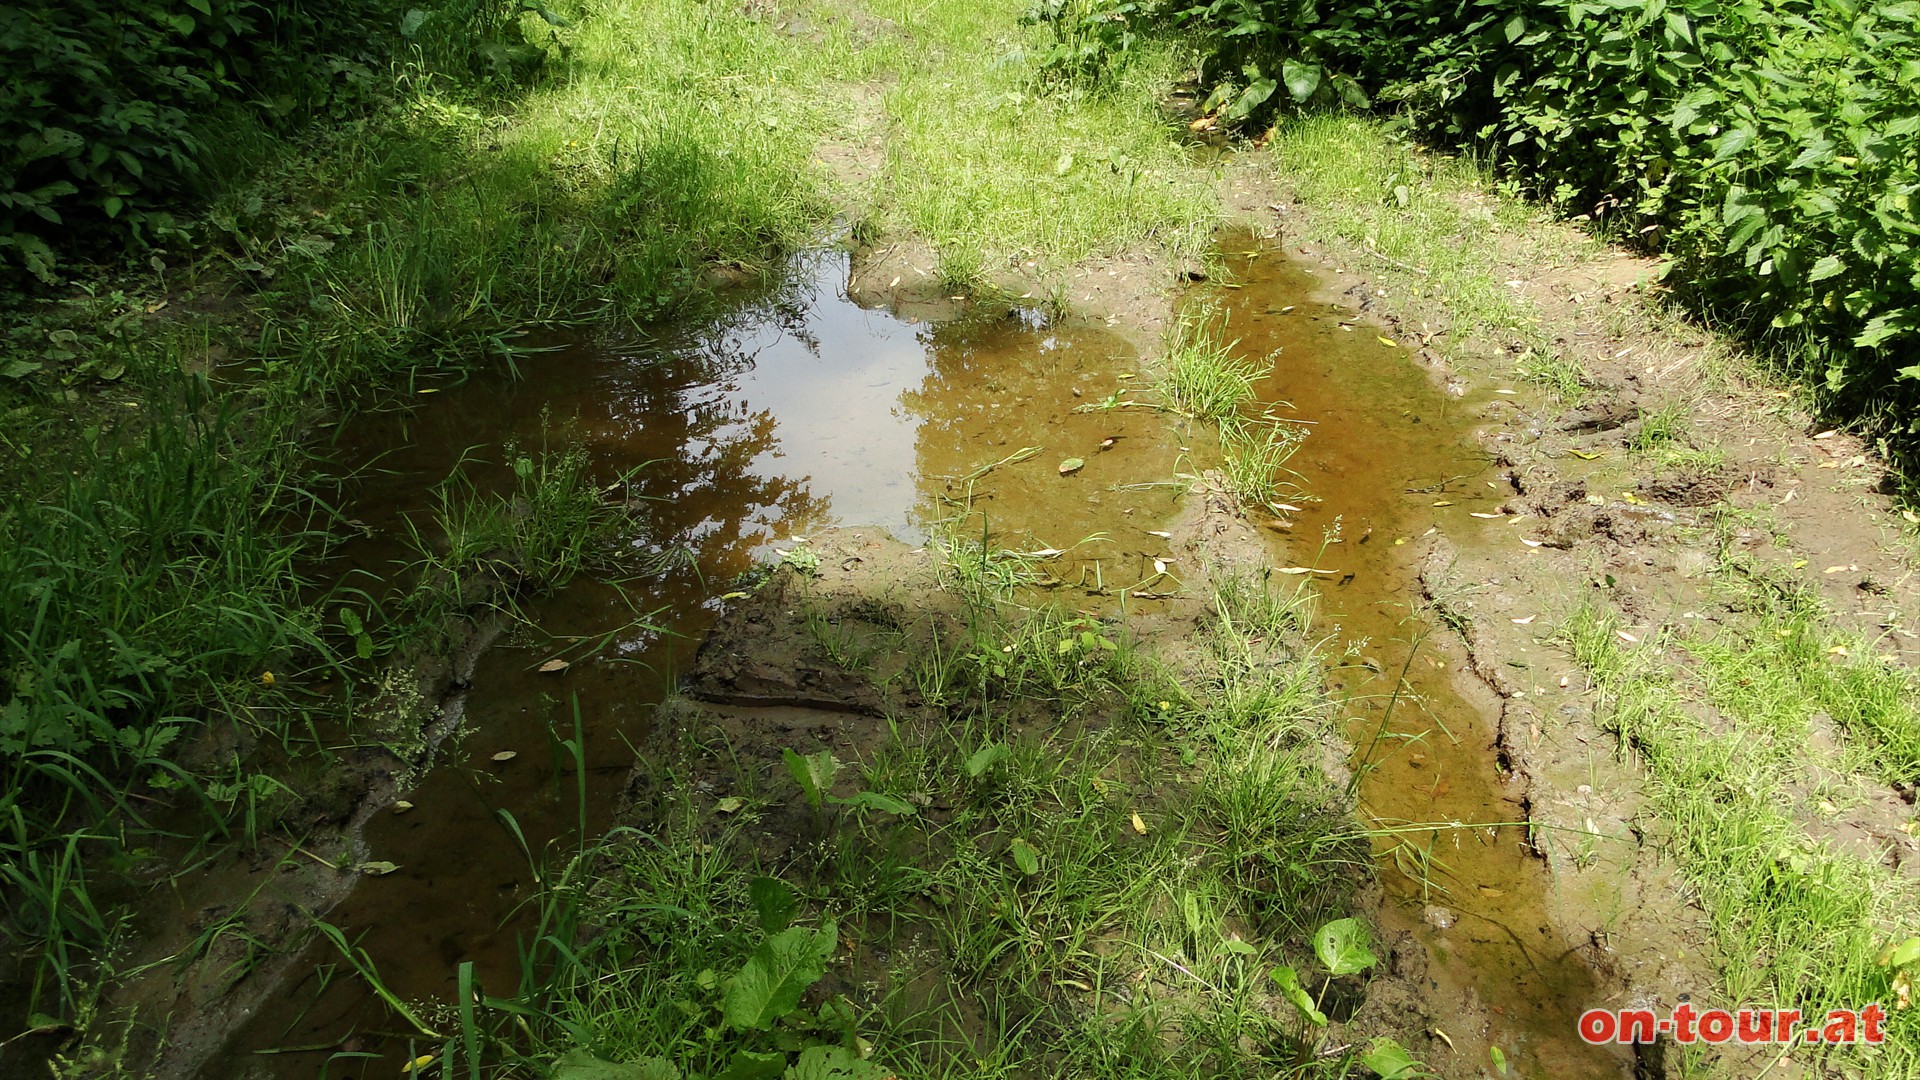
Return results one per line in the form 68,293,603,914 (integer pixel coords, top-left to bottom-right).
212,250,1186,1076
1210,238,1633,1077
210,240,1632,1078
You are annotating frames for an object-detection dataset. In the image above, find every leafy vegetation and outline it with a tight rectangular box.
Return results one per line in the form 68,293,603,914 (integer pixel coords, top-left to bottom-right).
1173,0,1920,473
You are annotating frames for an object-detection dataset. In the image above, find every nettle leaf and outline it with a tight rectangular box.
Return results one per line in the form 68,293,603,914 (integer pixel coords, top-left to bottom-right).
1311,917,1378,975
964,742,1011,778
1281,59,1321,102
1808,254,1846,282
1711,126,1756,162
783,748,838,810
723,923,838,1032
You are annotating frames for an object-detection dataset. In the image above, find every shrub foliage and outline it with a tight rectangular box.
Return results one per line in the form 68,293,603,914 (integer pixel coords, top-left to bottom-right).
0,0,555,282
1174,0,1920,461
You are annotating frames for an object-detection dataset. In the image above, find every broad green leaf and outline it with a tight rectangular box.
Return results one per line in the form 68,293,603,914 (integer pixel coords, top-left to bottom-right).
1281,59,1320,102
715,1050,787,1080
784,1045,888,1080
1312,917,1377,975
553,1051,681,1080
1359,1037,1424,1079
1058,457,1085,475
1808,255,1845,283
167,13,196,35
833,790,918,815
1503,14,1526,42
964,743,1010,778
724,923,837,1031
749,876,797,935
399,8,430,36
1490,1045,1510,1076
1269,964,1326,1025
1881,937,1920,968
1010,838,1040,875
1226,78,1276,119
784,748,838,810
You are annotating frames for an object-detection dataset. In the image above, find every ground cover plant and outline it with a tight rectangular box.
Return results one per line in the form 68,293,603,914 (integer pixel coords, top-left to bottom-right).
316,529,1424,1079
1170,0,1920,476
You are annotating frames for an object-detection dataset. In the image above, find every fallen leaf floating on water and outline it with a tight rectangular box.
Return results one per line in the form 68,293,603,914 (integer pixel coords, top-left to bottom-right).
1377,336,1398,348
357,861,400,876
1130,811,1148,835
1099,437,1117,450
715,796,745,814
1431,500,1453,507
538,658,570,674
1470,512,1503,519
1147,530,1172,539
1276,567,1340,575
1058,458,1085,475
391,800,414,814
1020,547,1066,559
491,750,518,762
1478,886,1505,897
1275,503,1304,513
1153,559,1169,575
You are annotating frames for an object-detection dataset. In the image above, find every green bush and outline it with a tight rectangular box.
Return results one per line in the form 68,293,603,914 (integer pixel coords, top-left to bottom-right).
1173,0,1920,467
0,0,560,282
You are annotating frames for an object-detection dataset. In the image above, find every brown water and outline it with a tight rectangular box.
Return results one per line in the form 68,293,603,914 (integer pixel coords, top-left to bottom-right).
1210,240,1633,1077
212,250,1188,1077
208,241,1631,1078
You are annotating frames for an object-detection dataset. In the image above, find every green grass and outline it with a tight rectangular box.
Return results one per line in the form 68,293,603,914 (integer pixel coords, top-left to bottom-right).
368,544,1378,1078
1561,601,1919,1072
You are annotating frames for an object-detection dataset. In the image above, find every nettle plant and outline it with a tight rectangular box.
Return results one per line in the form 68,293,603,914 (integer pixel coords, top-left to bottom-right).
555,877,885,1080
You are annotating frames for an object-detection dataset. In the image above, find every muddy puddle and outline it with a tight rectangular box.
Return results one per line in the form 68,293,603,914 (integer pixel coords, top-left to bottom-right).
1206,240,1634,1077
198,240,1636,1078
209,251,1186,1077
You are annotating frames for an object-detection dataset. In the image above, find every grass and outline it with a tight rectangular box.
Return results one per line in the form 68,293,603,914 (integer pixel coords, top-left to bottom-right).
320,528,1384,1078
1560,600,1919,1074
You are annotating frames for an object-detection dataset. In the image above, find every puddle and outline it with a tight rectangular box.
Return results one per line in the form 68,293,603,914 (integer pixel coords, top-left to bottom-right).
201,240,1631,1078
1208,238,1634,1077
209,251,1183,1077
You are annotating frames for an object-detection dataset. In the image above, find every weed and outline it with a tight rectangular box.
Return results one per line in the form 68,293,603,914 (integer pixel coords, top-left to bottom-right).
1160,310,1262,426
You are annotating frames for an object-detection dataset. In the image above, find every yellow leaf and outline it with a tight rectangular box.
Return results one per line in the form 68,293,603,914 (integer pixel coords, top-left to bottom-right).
1131,811,1148,835
403,1055,436,1073
1567,449,1599,460
1431,500,1453,507
259,671,276,688
1792,559,1808,569
1393,537,1408,545
491,750,518,762
1377,336,1397,348
538,658,570,674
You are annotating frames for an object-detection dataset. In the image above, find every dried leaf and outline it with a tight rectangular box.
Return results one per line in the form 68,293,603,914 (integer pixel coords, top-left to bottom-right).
539,658,571,674
1511,616,1536,625
1377,336,1397,348
357,860,400,876
491,750,519,762
1130,811,1148,835
716,797,746,813
392,800,414,814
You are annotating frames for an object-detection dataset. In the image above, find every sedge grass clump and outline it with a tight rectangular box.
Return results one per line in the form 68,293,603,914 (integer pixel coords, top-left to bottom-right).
1160,311,1263,426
